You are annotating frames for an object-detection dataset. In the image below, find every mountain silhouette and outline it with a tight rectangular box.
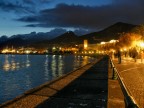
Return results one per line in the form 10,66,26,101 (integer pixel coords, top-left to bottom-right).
0,22,138,49
79,22,137,43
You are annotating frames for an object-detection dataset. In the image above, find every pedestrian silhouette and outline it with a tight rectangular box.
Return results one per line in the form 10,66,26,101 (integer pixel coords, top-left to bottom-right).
117,49,121,64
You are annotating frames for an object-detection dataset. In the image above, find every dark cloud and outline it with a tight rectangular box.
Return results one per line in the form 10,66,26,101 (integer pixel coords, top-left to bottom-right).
0,1,22,12
22,0,52,5
39,0,52,4
0,0,36,13
22,0,34,5
46,28,67,37
17,1,144,30
112,0,144,5
17,16,39,22
0,0,54,15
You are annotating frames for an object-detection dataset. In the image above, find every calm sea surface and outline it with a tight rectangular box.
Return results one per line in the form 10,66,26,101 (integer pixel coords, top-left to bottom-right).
0,54,95,104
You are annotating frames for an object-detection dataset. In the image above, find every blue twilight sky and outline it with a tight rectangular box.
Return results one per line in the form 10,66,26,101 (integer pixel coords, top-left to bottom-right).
0,0,144,37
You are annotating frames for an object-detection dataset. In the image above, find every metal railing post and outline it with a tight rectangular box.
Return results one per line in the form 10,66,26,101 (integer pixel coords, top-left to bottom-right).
110,60,112,69
109,57,117,80
112,67,117,80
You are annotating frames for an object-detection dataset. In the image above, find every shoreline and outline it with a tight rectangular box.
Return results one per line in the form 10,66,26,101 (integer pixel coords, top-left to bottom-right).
0,54,100,105
0,57,100,107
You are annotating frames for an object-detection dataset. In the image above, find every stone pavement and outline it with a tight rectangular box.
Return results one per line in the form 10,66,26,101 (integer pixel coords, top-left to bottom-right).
36,56,109,108
112,57,144,108
107,63,124,108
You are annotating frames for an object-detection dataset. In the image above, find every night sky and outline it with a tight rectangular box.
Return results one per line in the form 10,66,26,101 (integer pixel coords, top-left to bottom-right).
0,0,144,37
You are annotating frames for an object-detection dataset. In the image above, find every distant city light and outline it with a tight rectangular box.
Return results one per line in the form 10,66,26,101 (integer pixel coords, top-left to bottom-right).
26,50,30,54
109,39,118,43
53,47,56,50
100,42,106,44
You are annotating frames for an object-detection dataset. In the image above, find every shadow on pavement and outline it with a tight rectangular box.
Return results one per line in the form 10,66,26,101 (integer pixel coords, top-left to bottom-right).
36,57,109,108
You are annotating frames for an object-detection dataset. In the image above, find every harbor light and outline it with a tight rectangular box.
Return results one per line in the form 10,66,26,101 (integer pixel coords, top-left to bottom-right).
2,49,8,53
26,50,30,54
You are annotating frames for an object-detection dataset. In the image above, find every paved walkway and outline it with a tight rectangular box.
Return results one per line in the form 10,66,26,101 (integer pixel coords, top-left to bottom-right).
112,57,144,108
107,62,124,108
36,56,109,108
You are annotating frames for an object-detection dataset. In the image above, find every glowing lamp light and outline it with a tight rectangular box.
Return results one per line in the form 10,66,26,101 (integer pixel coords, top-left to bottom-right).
84,44,87,48
84,40,88,49
109,40,116,43
112,50,115,53
124,48,127,51
52,47,56,50
100,42,105,44
26,50,30,54
140,42,144,48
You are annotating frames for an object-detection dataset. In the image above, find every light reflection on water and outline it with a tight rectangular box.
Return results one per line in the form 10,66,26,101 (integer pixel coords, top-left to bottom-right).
2,55,31,72
0,54,95,104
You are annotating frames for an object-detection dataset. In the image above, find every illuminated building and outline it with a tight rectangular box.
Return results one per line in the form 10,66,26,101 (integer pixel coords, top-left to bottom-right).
84,40,88,50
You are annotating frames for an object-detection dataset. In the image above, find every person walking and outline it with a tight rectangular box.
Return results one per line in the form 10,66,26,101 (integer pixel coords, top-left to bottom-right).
141,50,144,63
132,48,138,62
117,49,121,64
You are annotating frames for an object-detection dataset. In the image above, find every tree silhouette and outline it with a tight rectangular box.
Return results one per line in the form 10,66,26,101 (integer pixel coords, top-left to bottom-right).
118,33,142,48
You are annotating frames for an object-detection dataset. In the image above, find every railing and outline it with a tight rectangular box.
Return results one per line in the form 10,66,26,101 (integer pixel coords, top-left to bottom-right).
109,57,139,108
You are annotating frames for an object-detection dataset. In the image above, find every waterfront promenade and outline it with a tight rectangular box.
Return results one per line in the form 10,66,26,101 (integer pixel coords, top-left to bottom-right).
112,57,144,108
0,56,121,108
0,55,127,108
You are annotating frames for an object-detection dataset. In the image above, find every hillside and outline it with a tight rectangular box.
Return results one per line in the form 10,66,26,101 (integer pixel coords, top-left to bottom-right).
50,31,79,45
79,22,137,43
34,22,137,47
31,31,79,49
